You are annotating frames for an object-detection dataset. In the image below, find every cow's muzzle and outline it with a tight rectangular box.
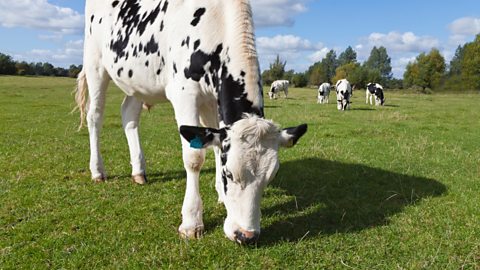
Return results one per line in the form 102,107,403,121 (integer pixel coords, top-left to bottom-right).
234,230,260,245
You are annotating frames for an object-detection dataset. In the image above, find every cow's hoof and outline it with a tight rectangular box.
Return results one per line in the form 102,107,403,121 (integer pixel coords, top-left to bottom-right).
178,225,204,239
132,174,147,185
92,174,106,183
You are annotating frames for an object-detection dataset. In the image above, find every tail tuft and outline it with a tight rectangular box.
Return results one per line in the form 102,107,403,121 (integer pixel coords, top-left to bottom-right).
72,70,88,131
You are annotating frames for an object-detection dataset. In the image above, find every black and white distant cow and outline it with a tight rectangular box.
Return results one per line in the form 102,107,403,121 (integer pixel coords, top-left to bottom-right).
268,80,289,99
75,0,307,245
366,83,385,106
335,79,352,110
317,83,331,104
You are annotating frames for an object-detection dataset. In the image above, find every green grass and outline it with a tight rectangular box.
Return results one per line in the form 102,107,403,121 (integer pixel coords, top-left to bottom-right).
0,75,479,269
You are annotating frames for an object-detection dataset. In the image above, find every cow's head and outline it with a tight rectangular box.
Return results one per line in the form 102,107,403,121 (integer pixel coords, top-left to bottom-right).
180,115,307,244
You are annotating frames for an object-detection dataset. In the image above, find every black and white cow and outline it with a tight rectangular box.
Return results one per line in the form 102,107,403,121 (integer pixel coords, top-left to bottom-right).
366,83,385,106
335,79,352,110
74,0,307,244
268,80,289,99
317,82,331,104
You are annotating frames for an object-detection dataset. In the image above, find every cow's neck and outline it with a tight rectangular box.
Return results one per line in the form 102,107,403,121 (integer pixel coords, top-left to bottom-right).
217,0,264,126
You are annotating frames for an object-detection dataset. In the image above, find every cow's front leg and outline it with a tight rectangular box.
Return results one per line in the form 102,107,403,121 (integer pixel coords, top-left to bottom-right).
121,96,146,185
178,142,206,239
169,86,205,239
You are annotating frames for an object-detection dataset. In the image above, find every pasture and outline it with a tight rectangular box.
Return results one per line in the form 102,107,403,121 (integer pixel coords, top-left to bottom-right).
0,76,479,269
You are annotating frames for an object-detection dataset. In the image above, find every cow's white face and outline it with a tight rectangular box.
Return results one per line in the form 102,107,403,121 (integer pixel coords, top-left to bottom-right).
180,115,307,244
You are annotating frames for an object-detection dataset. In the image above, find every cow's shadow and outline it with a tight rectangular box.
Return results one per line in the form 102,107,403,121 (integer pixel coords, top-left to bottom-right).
259,158,446,245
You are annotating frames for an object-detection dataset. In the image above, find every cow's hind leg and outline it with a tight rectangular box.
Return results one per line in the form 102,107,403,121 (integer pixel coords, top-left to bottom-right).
85,68,110,181
121,96,146,185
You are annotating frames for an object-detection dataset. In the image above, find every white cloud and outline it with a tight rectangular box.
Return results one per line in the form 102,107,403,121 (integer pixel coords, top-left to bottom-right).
362,31,439,53
14,39,83,67
252,0,308,27
257,34,321,51
0,0,83,35
308,48,330,62
256,34,327,71
448,17,480,36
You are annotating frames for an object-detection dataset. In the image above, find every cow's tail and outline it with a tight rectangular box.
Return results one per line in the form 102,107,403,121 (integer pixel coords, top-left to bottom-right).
72,69,88,131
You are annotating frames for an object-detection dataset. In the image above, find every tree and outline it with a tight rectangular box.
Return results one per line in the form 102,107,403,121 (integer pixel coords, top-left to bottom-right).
403,49,446,90
332,62,367,88
291,72,308,87
449,45,465,76
15,61,34,75
68,64,82,78
460,34,480,90
268,54,286,81
322,50,338,83
307,62,328,86
338,46,357,66
364,46,392,84
0,53,16,75
42,62,55,76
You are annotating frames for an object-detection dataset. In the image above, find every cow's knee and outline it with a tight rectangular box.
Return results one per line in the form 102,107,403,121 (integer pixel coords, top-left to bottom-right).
183,149,206,172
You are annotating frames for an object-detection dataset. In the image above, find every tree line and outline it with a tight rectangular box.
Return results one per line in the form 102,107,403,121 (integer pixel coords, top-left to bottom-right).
263,34,480,91
0,53,82,78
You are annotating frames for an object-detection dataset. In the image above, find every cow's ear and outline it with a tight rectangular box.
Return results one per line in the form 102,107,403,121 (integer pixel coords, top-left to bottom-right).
180,126,226,149
279,124,308,148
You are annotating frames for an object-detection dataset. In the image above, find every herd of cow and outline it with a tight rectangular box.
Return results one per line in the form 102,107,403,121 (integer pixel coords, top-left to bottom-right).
76,0,390,245
269,79,386,110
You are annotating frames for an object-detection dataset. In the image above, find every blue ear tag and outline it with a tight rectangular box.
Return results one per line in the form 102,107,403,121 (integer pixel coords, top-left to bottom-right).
190,136,204,149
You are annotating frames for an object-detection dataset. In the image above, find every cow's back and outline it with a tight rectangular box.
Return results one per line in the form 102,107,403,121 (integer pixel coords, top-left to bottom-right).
85,0,228,103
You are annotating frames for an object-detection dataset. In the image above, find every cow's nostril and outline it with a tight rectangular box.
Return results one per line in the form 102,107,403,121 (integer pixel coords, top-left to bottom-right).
234,230,259,245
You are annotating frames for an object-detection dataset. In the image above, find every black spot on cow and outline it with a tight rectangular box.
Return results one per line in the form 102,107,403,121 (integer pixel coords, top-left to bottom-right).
156,69,161,75
160,20,164,31
144,35,159,55
194,40,201,51
240,71,246,77
133,46,138,57
145,60,149,67
204,75,210,86
117,67,124,77
125,52,129,60
191,8,206,26
184,44,222,82
173,63,177,74
110,0,161,61
181,36,191,48
139,42,143,52
99,18,103,24
91,15,95,22
161,1,168,13
112,1,119,8
161,57,165,65
128,70,133,78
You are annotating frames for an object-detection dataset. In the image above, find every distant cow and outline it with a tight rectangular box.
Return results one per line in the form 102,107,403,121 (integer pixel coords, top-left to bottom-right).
366,83,385,106
317,83,331,104
335,79,352,110
269,80,289,99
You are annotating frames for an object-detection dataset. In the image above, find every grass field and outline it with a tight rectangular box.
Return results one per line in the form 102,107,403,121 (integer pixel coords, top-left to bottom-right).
0,75,479,269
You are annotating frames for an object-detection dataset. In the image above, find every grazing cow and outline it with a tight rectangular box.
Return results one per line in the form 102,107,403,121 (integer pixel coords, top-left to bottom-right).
317,82,331,104
268,80,289,99
335,79,352,110
366,83,385,106
75,0,307,244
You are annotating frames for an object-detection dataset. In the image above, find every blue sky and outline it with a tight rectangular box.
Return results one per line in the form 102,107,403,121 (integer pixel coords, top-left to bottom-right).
0,0,479,78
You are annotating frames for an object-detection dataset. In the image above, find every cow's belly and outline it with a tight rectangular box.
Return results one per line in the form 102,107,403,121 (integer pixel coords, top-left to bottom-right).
104,56,168,104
